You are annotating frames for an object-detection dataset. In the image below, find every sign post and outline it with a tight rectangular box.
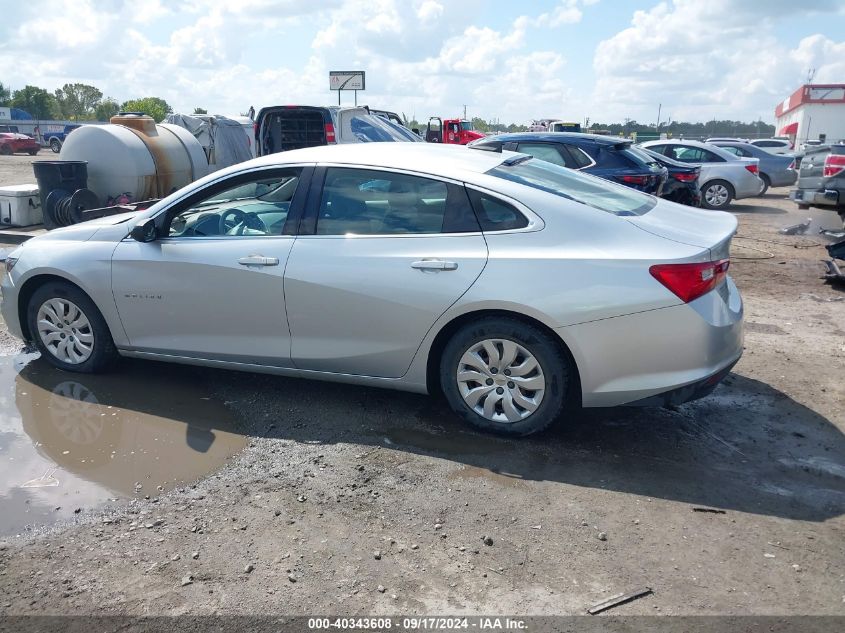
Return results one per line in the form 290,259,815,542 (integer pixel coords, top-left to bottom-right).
329,71,365,106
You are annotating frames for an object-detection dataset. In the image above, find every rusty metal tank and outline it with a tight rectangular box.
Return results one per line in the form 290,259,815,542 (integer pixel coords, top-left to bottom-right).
58,113,208,204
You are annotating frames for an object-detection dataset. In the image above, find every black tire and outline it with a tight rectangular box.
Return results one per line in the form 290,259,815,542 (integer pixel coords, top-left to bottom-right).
0,145,11,156
758,174,770,196
700,179,734,209
439,316,570,436
27,281,118,373
797,203,810,210
28,149,39,156
50,138,61,153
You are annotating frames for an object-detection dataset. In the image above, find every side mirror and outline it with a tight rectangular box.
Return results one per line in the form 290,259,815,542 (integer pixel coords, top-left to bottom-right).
130,218,157,242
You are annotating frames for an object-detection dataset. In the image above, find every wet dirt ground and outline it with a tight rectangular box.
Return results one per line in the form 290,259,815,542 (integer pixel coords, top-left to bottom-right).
0,179,842,617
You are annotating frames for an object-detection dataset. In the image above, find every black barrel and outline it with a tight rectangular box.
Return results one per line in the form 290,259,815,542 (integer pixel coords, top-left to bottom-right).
32,161,89,213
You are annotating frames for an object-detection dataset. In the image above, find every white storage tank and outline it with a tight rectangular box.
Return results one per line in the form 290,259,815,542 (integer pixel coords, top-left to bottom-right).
58,113,208,205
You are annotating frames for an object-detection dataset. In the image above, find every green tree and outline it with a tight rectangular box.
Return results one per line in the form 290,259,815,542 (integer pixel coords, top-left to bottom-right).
471,117,490,133
95,98,120,121
54,83,103,120
120,97,172,122
0,81,11,107
10,85,60,119
192,107,207,114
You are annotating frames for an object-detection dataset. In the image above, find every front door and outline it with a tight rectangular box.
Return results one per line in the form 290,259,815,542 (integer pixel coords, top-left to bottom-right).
284,166,488,378
111,167,310,366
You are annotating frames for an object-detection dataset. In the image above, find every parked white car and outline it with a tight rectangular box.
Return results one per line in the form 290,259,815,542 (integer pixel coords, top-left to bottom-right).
749,138,793,155
639,140,762,209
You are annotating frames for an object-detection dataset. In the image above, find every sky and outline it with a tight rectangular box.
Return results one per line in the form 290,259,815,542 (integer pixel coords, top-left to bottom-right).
2,0,845,125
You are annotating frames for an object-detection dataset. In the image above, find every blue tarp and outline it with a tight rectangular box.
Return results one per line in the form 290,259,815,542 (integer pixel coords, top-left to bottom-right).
10,108,33,120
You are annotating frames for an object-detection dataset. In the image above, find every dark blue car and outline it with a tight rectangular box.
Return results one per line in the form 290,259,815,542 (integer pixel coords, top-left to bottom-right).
469,132,667,195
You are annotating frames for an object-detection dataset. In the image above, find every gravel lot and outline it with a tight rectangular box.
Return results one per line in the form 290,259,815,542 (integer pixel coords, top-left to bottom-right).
0,151,843,618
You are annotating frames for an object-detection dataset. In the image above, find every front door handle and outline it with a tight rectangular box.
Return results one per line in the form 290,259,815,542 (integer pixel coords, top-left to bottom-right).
411,259,458,271
238,255,279,266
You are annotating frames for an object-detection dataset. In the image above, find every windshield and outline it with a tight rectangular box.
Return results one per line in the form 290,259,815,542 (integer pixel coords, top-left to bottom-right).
460,121,474,131
349,115,422,142
488,157,656,216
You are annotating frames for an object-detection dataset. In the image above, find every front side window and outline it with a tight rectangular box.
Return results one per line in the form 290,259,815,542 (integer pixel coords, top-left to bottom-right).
166,169,302,237
315,168,479,235
488,157,656,216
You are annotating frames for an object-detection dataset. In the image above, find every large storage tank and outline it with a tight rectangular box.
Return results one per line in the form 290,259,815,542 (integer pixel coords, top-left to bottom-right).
59,113,208,205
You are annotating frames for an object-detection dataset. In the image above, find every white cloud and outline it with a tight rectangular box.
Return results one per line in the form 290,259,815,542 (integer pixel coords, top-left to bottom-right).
590,0,845,122
416,1,444,21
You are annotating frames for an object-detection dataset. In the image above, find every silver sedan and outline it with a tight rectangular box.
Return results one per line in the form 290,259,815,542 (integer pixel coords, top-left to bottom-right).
640,140,762,209
1,144,743,436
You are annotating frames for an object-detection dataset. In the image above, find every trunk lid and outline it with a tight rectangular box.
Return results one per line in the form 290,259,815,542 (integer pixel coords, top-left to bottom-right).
625,198,737,259
797,145,831,189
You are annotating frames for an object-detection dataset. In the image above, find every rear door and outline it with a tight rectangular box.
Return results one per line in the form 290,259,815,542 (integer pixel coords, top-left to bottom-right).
284,166,488,378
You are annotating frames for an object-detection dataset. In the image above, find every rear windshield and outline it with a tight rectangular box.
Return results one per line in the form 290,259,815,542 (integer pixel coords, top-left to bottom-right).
349,115,422,142
623,145,662,168
488,157,656,216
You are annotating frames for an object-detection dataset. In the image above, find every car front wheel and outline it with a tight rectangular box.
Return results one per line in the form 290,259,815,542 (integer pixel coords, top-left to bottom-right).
439,317,570,436
701,180,734,209
50,139,61,153
27,282,118,373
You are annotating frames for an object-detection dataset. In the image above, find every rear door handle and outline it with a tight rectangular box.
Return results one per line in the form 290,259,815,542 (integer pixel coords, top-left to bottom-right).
238,255,279,266
411,259,458,271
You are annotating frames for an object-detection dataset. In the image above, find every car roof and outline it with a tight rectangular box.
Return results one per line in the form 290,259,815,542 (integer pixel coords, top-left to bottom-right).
480,132,631,146
229,143,511,179
642,139,716,149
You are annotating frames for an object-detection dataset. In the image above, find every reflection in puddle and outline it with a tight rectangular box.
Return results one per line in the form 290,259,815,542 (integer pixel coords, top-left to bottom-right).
0,354,248,536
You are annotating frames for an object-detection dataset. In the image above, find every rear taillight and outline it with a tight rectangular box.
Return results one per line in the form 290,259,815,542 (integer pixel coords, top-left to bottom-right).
620,175,649,185
823,154,845,177
649,259,730,303
787,159,796,170
325,122,336,143
744,163,758,175
672,172,698,182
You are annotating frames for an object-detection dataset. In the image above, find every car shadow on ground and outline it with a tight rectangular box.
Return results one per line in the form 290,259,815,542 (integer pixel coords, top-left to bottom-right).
729,203,789,215
15,358,845,524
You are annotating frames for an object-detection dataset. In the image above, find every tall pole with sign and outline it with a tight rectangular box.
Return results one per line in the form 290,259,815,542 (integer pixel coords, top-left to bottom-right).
329,71,366,107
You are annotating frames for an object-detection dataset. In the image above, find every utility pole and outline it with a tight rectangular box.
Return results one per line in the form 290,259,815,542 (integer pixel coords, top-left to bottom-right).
656,103,662,129
462,104,467,120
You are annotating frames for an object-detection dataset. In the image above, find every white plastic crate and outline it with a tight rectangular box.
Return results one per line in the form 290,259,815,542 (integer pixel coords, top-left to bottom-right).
0,184,42,227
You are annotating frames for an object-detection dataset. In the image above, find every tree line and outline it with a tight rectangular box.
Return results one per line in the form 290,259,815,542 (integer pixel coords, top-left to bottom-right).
0,81,199,123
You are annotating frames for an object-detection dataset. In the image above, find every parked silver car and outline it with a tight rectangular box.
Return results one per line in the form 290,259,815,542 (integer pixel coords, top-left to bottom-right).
749,138,793,155
709,141,797,195
640,140,762,209
1,144,743,436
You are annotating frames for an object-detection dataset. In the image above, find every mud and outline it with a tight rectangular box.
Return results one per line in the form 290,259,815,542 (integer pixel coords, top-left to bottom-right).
0,354,246,536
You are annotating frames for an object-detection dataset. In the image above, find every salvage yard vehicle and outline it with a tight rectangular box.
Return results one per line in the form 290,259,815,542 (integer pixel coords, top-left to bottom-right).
425,117,484,145
44,124,81,153
709,140,797,195
470,132,667,195
0,132,40,156
255,105,420,156
750,138,793,154
790,142,845,228
641,148,702,206
1,144,743,436
639,140,762,209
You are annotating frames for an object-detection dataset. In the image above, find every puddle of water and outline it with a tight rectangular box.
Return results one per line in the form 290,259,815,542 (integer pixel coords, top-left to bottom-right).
448,465,527,489
0,354,248,536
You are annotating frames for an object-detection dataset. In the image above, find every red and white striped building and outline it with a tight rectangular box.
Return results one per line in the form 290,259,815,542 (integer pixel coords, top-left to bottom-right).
774,83,845,145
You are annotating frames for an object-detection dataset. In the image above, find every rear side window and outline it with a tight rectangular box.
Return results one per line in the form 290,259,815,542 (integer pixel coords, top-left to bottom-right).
514,142,567,167
488,158,656,216
670,146,724,163
561,145,594,169
346,115,422,142
315,168,479,235
467,190,528,231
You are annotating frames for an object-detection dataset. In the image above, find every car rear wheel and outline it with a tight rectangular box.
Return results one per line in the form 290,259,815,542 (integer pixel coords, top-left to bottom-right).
0,145,11,156
439,317,570,436
27,282,118,373
701,180,734,209
50,139,61,153
758,174,770,196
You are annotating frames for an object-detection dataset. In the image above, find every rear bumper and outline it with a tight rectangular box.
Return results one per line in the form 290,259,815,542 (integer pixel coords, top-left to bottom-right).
733,172,763,199
558,277,743,408
790,188,840,207
624,360,737,407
